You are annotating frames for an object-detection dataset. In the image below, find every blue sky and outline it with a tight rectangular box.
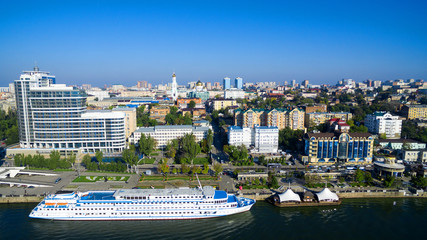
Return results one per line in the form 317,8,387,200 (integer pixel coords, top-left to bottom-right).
0,0,426,87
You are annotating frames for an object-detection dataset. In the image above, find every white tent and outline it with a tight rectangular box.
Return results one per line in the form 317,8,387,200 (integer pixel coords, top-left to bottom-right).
278,189,301,202
316,188,339,202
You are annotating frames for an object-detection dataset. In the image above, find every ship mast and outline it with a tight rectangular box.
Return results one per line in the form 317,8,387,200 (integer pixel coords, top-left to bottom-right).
195,173,203,190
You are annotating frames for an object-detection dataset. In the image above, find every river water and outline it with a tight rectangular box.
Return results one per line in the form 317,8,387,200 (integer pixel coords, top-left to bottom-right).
1,198,426,240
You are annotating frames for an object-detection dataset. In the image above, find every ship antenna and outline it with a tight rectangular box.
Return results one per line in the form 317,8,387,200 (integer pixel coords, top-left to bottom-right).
195,173,203,190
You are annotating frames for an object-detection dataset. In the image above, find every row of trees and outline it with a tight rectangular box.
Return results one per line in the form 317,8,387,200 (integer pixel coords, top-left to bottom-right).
81,154,127,172
279,128,304,152
165,131,213,164
137,105,158,127
157,159,223,181
401,120,427,143
0,109,18,145
165,106,192,125
14,151,75,170
224,144,253,166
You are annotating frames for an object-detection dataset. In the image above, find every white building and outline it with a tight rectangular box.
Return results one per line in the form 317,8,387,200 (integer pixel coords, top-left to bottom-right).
254,126,279,153
130,125,211,149
14,67,126,154
86,90,110,101
224,88,245,99
365,111,402,139
228,126,253,148
228,126,278,153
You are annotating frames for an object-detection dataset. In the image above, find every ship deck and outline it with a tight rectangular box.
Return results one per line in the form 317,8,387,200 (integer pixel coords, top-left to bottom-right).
80,192,116,201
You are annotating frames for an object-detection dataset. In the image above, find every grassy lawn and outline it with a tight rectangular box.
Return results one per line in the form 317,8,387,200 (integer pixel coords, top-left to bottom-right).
192,157,209,164
305,183,333,188
140,175,216,181
135,186,166,189
72,176,130,182
138,158,156,164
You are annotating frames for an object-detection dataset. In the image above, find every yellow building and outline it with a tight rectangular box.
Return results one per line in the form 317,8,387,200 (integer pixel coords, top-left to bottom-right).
401,105,427,120
149,105,170,123
112,107,137,140
210,99,237,111
234,108,305,130
305,112,353,127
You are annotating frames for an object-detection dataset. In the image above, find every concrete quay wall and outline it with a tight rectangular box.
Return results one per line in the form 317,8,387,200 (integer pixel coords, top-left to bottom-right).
0,196,43,204
240,190,427,201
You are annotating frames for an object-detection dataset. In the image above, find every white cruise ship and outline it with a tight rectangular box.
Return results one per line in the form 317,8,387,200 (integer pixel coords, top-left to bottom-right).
29,186,255,220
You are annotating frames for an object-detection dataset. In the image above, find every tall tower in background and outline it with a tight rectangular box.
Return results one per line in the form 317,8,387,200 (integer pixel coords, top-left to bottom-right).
223,77,231,90
171,72,178,101
235,77,243,89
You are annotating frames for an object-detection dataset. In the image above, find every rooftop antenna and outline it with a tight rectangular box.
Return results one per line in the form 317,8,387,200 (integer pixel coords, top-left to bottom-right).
195,173,203,190
34,61,39,72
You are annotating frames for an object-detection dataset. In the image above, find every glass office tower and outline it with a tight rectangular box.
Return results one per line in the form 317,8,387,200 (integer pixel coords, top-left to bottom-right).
15,67,125,154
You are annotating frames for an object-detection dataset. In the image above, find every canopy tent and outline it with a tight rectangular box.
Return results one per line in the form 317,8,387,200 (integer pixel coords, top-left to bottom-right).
278,189,301,203
316,188,339,202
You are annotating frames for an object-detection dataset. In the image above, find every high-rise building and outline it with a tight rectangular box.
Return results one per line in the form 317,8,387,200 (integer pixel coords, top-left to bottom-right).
14,67,126,154
223,77,231,90
213,82,221,90
364,111,402,139
206,82,212,90
302,80,309,88
171,72,178,101
235,77,243,89
291,80,296,88
137,81,148,88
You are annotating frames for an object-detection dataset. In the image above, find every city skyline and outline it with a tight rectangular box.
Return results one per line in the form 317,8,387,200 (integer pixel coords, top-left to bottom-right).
1,0,426,86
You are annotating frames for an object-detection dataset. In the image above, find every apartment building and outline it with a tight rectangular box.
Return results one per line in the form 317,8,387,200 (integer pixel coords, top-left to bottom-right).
401,105,427,120
228,126,279,153
234,108,305,130
364,111,402,139
130,125,211,149
305,112,352,127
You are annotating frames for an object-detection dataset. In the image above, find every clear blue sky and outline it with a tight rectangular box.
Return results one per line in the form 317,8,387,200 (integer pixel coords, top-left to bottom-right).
1,0,426,87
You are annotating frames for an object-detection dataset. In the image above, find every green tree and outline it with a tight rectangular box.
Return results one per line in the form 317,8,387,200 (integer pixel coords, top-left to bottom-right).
212,162,223,178
95,151,103,164
158,159,170,181
206,129,213,153
383,175,395,188
278,128,304,151
188,100,196,108
165,139,178,158
410,176,427,189
139,133,157,158
227,144,250,165
354,169,365,183
181,163,190,174
66,152,76,168
122,148,139,173
181,134,201,164
202,163,209,175
190,165,202,180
